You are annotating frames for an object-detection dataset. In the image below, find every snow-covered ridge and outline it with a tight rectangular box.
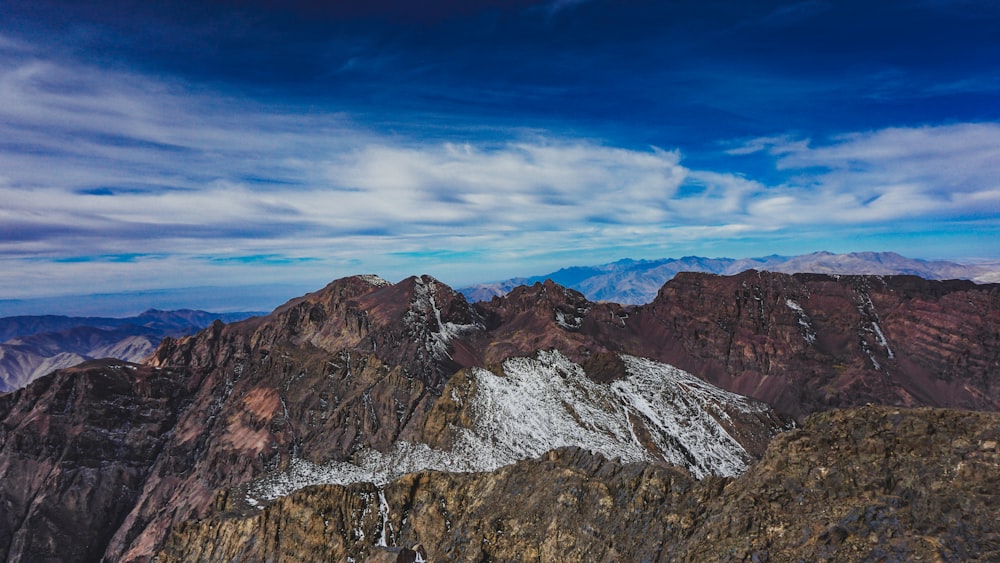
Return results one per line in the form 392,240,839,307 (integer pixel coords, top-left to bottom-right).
246,351,780,506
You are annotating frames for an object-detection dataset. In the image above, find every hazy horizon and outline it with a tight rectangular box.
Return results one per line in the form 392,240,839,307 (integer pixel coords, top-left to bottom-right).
2,249,996,317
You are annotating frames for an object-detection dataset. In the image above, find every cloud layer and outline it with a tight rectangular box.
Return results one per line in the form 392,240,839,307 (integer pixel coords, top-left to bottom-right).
1,25,998,305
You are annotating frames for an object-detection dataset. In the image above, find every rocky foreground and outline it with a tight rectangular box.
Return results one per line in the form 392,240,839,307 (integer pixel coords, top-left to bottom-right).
158,406,1000,562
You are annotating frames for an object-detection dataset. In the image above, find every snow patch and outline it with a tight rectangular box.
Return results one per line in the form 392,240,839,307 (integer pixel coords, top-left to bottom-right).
785,299,817,345
377,488,393,547
245,351,777,505
871,322,894,358
358,274,391,287
554,306,589,330
405,276,481,360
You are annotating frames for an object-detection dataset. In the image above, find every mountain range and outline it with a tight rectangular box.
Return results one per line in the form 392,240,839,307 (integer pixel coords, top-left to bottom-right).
458,251,1000,304
0,309,261,392
0,271,997,561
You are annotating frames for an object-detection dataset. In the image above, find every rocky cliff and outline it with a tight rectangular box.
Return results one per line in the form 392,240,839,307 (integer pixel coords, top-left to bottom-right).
0,309,261,392
0,360,194,562
157,406,1000,562
628,271,1000,419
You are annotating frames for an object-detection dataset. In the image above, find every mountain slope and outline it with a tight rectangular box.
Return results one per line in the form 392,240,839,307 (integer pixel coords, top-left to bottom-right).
0,360,196,562
156,406,1000,562
626,271,1000,419
459,251,996,304
239,350,786,511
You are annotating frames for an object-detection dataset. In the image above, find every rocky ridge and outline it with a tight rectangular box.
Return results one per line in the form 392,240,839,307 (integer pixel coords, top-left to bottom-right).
629,272,1000,419
0,272,997,561
157,406,1000,562
0,309,261,392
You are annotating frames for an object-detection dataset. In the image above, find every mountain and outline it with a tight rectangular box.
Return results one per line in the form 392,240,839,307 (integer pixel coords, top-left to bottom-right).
457,270,999,420
0,275,788,561
628,271,1000,419
458,251,999,304
0,272,997,561
0,309,262,391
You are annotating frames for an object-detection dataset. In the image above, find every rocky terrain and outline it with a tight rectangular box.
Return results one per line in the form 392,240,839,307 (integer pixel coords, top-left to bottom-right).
629,271,1000,419
459,251,1000,304
0,309,260,391
0,272,997,561
157,406,1000,562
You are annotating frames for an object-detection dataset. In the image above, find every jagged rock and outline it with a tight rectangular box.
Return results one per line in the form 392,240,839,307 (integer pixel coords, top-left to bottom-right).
157,406,1000,562
0,360,193,562
0,272,997,561
0,310,259,392
680,406,1000,562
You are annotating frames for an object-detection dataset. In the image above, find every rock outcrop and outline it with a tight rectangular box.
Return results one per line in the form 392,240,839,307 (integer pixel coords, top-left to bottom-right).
0,309,260,392
0,360,194,562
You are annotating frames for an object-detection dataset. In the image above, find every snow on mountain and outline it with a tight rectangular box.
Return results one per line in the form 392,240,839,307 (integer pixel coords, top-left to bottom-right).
404,275,482,361
245,350,784,506
458,251,992,305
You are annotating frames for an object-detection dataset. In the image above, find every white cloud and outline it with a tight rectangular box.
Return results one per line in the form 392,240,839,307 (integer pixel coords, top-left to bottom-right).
1,39,998,301
735,124,1000,225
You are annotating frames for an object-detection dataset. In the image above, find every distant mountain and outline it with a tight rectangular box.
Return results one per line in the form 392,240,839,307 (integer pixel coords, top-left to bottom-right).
0,309,261,391
458,251,999,304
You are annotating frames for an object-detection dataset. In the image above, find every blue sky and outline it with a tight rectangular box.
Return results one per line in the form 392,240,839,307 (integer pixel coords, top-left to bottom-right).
1,0,999,313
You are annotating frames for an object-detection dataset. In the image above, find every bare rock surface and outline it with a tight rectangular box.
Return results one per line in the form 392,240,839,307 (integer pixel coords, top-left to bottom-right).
626,272,1000,419
157,406,1000,562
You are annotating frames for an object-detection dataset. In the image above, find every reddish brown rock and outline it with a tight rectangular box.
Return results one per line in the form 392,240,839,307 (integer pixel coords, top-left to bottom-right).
624,272,1000,419
0,271,997,561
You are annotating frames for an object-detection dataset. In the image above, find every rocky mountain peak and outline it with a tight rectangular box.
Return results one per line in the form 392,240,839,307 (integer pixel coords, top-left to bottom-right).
1,270,997,562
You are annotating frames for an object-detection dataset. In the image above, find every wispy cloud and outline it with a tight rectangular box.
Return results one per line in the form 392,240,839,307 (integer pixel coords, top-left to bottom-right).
1,31,998,302
750,124,1000,224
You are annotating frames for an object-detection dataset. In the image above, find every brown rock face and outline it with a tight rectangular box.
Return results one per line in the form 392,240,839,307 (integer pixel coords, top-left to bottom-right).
0,271,997,562
157,406,1000,562
681,406,1000,562
624,271,1000,419
0,360,194,563
158,447,703,562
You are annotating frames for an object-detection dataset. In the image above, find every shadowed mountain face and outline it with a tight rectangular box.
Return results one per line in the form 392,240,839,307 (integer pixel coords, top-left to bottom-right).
0,310,262,392
0,272,997,561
